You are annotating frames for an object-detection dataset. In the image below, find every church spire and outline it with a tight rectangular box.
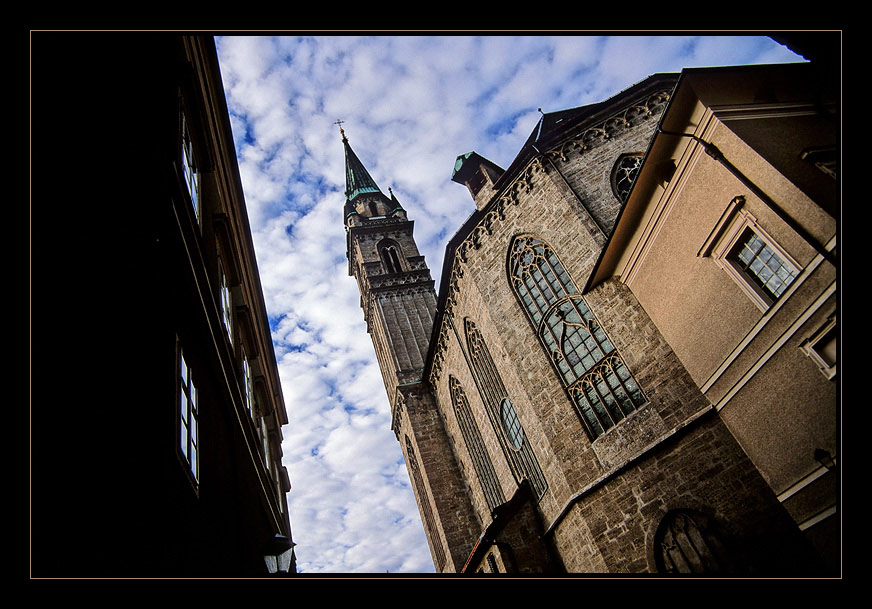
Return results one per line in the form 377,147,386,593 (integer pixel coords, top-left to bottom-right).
338,122,383,202
338,121,406,228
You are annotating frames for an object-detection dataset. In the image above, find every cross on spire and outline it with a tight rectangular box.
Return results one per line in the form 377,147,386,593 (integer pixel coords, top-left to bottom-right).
334,119,346,139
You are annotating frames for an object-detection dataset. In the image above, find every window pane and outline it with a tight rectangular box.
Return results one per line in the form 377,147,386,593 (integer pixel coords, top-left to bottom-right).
730,229,799,301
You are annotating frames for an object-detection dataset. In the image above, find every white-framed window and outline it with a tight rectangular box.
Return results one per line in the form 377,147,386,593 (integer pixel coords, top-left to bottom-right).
800,314,837,380
259,416,271,472
219,259,233,345
179,344,199,484
181,111,200,219
709,207,802,312
242,351,254,419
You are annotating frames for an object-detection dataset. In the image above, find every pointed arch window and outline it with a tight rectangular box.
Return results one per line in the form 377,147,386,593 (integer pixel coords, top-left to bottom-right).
611,153,643,202
378,239,403,274
465,318,547,498
508,236,646,439
449,376,504,510
654,510,736,574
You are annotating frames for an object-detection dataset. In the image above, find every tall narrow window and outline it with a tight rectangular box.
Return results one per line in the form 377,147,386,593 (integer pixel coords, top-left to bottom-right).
179,344,199,484
449,376,504,510
219,259,233,345
379,240,403,274
181,112,199,219
465,319,547,498
242,351,254,419
508,236,645,439
259,415,272,472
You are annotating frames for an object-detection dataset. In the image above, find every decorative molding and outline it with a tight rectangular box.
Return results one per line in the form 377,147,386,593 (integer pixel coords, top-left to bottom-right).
697,196,745,258
711,279,836,411
544,90,670,165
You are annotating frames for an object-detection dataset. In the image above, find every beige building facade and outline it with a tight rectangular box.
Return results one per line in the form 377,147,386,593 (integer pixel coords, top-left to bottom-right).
341,61,838,575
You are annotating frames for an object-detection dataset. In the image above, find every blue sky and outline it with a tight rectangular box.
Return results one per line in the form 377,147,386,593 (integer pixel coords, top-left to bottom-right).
214,34,802,574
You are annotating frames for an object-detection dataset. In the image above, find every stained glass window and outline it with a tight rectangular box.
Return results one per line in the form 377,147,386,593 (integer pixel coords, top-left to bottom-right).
509,236,646,439
612,154,643,201
500,399,523,450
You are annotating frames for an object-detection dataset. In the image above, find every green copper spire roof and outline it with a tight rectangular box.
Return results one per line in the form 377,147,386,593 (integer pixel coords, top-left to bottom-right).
340,125,383,202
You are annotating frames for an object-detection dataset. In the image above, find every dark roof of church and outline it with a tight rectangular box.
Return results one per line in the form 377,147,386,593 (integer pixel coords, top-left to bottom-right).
342,129,383,201
493,72,679,191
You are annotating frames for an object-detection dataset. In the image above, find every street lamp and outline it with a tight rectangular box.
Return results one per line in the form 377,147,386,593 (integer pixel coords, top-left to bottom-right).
263,534,296,575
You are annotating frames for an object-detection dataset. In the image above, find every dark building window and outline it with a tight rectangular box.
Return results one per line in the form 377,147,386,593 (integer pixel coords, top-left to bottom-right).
508,236,645,439
655,510,735,574
449,376,504,510
181,111,200,218
465,318,547,498
379,240,403,274
219,259,233,345
611,154,643,201
179,343,199,484
242,350,254,419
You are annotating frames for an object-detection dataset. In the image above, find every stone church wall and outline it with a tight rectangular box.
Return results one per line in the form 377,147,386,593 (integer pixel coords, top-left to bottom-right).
424,85,817,572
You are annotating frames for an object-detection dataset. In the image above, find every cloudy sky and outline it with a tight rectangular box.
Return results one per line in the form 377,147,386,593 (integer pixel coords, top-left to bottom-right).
213,34,802,574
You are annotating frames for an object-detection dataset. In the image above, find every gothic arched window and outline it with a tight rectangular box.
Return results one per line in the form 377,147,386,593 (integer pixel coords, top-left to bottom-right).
449,376,504,510
465,318,547,498
378,239,403,274
500,399,523,450
611,154,643,202
654,510,736,574
508,236,646,439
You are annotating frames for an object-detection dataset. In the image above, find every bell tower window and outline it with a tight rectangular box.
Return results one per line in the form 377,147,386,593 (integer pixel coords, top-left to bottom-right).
379,240,403,274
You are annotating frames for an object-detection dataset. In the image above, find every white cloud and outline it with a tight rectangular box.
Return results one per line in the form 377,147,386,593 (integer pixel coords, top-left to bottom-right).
215,34,802,574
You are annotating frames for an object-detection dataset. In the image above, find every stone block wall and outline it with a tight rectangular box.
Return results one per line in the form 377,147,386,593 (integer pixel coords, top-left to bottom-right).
548,414,822,574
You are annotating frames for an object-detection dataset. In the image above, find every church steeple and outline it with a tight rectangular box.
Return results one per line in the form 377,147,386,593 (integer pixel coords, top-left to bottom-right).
338,123,479,574
339,124,434,386
338,123,406,228
341,124,383,201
